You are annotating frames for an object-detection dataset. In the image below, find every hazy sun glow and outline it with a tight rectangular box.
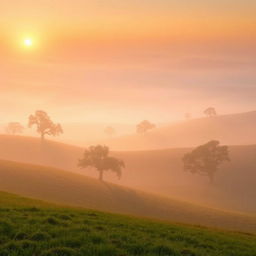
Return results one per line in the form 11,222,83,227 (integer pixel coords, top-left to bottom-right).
23,38,33,47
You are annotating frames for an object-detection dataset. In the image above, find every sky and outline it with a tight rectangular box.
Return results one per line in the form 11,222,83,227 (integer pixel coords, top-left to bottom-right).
0,0,256,124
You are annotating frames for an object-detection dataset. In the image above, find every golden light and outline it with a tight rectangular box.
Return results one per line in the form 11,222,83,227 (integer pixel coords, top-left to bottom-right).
24,38,33,47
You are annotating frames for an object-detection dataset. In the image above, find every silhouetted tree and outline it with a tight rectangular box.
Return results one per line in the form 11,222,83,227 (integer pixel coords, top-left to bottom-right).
182,140,230,184
104,126,116,137
6,122,24,135
28,110,63,142
204,107,217,117
78,145,125,181
136,120,156,134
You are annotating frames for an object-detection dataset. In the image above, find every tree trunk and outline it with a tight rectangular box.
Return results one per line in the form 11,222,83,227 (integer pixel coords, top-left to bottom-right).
39,133,46,164
41,133,45,143
99,170,104,181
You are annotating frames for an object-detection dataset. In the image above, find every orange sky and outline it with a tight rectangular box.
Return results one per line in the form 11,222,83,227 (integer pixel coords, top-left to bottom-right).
1,0,256,48
0,0,256,124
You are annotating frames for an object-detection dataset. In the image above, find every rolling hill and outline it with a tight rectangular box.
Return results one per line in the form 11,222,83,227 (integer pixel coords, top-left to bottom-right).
1,191,255,256
0,159,255,233
0,134,256,213
115,145,256,213
105,111,256,150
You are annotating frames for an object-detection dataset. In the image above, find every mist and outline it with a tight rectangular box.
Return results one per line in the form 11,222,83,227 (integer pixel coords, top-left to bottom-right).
0,2,255,254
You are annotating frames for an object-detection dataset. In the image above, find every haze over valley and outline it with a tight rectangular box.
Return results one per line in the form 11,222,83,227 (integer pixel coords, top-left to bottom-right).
0,1,256,255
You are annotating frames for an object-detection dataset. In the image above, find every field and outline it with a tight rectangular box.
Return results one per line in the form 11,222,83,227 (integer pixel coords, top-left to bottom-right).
0,191,256,256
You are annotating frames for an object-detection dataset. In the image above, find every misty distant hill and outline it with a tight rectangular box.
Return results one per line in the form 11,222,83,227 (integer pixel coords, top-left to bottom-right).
105,111,256,150
0,122,135,147
0,159,255,233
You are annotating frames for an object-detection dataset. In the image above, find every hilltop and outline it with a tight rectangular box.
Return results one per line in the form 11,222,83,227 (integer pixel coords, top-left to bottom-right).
105,111,256,150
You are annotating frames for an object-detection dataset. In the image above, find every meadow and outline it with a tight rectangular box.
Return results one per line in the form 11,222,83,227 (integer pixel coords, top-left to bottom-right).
0,191,256,256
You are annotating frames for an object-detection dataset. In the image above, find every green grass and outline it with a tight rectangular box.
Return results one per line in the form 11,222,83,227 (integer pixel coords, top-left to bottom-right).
0,192,255,256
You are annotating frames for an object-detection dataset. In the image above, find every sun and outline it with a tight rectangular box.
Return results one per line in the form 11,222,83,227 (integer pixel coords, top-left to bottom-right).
23,38,33,47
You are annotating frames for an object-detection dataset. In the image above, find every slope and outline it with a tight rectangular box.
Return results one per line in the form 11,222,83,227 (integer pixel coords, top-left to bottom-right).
0,135,256,213
0,159,255,233
106,111,256,150
0,191,256,256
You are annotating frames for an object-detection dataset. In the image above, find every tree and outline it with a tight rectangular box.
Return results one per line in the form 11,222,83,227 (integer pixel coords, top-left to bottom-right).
182,140,230,184
6,122,24,135
204,107,217,117
136,120,156,134
78,145,125,181
104,126,116,137
28,110,63,142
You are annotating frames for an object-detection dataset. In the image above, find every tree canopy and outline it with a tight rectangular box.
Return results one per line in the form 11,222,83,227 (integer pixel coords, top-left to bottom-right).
104,126,116,137
204,107,217,117
136,120,156,134
6,122,24,135
78,145,125,181
182,140,230,183
28,110,63,141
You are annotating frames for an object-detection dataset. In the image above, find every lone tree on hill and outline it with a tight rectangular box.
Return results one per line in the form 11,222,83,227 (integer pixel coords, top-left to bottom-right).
204,107,217,117
136,120,156,134
78,145,125,181
28,110,63,142
182,140,230,184
6,122,24,135
104,126,116,137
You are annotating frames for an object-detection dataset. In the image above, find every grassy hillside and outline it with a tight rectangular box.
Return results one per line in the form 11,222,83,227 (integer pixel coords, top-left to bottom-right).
0,159,255,233
0,134,255,213
105,111,256,150
0,191,256,256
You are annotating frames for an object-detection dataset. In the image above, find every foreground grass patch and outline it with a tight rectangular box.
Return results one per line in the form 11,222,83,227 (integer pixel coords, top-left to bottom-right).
0,192,255,256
